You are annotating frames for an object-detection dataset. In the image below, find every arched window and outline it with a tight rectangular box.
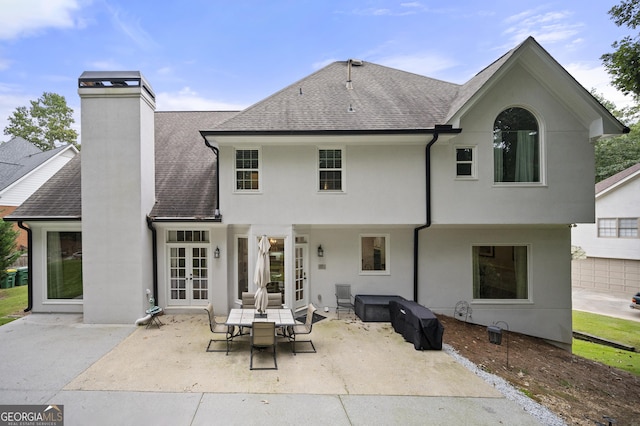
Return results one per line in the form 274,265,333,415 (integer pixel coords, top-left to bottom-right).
493,107,539,183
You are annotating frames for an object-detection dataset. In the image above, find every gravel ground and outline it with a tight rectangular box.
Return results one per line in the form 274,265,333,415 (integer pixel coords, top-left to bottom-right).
443,344,566,426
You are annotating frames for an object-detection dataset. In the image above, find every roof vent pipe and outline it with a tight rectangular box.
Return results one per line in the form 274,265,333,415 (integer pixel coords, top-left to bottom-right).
346,59,362,89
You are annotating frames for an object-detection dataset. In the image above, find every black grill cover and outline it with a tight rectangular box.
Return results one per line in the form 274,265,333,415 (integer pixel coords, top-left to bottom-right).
389,299,444,350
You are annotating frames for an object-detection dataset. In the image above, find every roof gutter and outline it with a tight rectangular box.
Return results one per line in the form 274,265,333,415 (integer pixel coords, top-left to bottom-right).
413,125,462,302
16,221,32,312
200,128,443,137
2,216,81,222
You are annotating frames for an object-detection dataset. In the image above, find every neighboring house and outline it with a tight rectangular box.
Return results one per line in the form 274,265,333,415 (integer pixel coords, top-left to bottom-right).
572,163,640,295
6,37,627,350
0,137,78,249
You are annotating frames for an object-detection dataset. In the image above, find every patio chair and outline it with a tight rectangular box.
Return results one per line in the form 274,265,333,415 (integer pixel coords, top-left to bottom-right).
242,292,255,309
289,303,317,354
267,292,282,308
335,283,354,319
250,321,278,370
204,303,233,355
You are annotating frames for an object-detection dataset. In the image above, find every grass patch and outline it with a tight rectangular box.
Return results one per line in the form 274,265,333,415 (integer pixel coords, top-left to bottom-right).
573,310,640,376
0,285,28,326
572,339,640,375
573,311,640,349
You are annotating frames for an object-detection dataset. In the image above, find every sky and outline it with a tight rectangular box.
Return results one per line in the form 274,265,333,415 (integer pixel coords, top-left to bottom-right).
0,0,635,143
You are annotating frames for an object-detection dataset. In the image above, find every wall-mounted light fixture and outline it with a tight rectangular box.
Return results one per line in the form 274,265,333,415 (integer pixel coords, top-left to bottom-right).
214,246,220,258
317,245,324,257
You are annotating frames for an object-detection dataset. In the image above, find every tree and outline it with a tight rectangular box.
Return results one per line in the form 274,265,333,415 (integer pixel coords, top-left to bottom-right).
0,216,20,282
591,90,640,181
602,0,640,98
3,92,78,151
595,126,640,181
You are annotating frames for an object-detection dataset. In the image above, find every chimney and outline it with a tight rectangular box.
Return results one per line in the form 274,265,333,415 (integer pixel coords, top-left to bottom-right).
78,71,156,324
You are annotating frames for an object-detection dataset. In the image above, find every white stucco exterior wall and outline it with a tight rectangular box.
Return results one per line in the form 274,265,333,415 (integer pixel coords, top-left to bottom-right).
218,143,427,225
79,82,156,324
419,226,573,347
432,64,595,226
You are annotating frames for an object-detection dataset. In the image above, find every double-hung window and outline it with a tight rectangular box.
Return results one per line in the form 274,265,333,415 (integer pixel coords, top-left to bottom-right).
493,107,540,183
455,146,476,179
235,149,260,191
318,148,343,191
598,218,639,238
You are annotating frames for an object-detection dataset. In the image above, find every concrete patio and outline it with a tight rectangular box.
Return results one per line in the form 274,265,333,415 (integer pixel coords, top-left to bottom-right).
0,311,550,425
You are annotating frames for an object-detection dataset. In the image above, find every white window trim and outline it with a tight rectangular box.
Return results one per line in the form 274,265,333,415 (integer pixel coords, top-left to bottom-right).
471,243,533,304
359,233,390,276
234,147,262,193
598,217,640,238
454,145,477,180
235,234,249,304
42,225,83,305
492,105,547,187
317,147,346,193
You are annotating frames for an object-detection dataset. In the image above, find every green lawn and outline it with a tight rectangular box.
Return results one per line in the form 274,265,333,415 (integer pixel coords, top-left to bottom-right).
573,310,640,376
0,285,28,326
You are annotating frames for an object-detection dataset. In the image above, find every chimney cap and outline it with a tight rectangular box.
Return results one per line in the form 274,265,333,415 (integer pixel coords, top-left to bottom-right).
78,71,155,99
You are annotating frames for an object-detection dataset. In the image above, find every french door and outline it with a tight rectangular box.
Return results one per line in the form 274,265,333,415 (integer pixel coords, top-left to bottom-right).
293,243,308,311
168,245,209,305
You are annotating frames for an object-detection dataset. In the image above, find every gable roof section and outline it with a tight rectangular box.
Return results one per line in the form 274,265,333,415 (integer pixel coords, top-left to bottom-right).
151,111,238,218
595,162,640,197
208,61,460,133
0,137,76,193
8,111,238,220
446,37,628,138
8,153,82,219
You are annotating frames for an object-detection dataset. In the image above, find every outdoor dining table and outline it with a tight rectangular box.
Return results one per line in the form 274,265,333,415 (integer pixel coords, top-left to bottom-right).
225,308,297,339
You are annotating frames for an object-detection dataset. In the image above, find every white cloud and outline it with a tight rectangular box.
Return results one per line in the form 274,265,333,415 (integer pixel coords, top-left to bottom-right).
0,0,82,40
104,2,158,50
565,62,634,109
156,87,246,111
503,9,583,47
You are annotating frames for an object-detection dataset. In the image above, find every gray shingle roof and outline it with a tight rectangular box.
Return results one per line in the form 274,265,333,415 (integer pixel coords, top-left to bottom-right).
8,153,82,218
211,61,460,132
151,111,238,218
595,162,640,195
8,111,238,220
9,38,624,221
0,137,71,192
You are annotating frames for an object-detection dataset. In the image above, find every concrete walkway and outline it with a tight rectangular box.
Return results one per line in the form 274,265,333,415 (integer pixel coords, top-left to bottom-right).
0,312,551,425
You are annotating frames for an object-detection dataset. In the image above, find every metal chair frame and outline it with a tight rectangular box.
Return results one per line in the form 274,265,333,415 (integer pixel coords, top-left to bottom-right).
204,303,233,355
289,303,317,354
335,284,354,319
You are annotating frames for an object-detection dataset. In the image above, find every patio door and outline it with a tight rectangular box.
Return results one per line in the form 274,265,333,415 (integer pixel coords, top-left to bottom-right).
168,245,209,305
293,243,308,311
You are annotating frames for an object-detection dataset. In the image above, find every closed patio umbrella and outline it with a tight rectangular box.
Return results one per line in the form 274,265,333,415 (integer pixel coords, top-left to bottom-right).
254,235,271,315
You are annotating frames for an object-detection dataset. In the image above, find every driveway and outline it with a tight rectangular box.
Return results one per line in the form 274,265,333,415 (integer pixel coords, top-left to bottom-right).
572,287,640,322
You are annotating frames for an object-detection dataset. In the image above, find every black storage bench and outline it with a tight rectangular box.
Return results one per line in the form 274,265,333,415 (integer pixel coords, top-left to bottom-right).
389,299,444,350
355,294,406,322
